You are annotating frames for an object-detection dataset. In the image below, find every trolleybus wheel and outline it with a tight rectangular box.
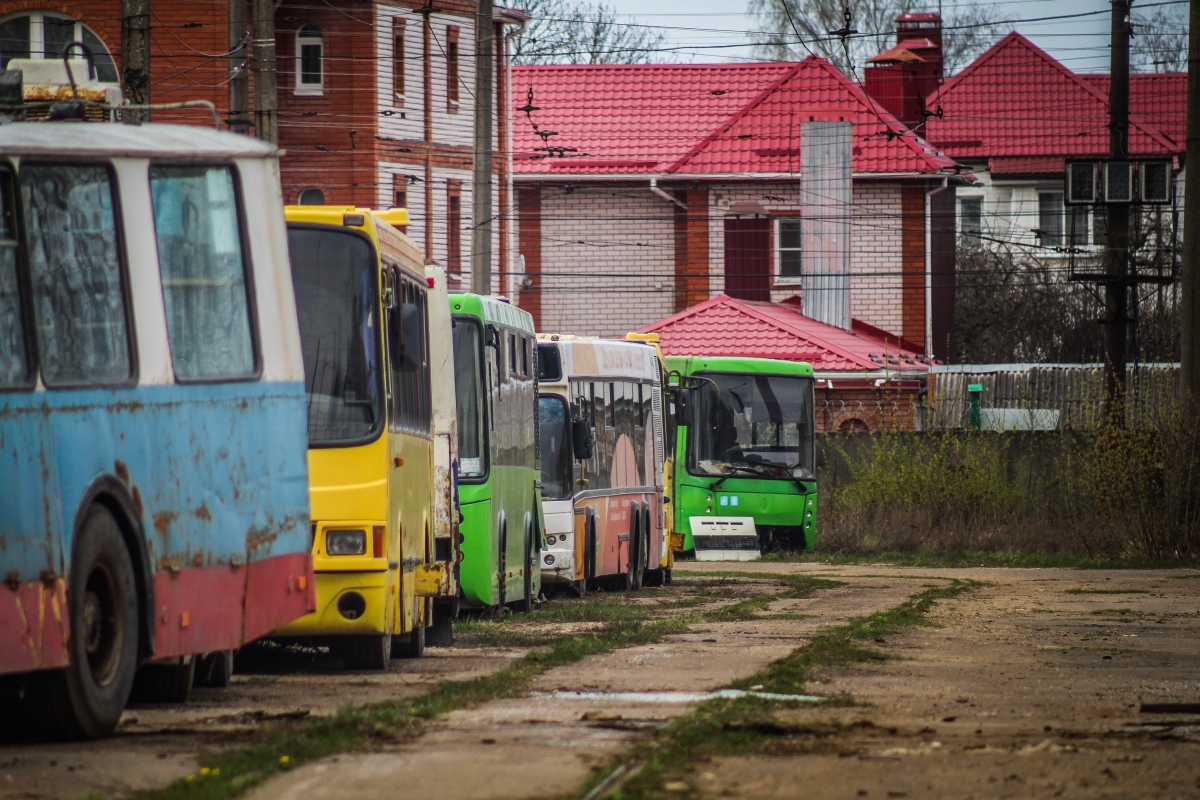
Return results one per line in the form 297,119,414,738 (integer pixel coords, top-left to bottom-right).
426,598,454,646
339,634,391,671
520,518,534,613
193,651,234,688
28,505,139,740
393,597,426,658
130,658,195,704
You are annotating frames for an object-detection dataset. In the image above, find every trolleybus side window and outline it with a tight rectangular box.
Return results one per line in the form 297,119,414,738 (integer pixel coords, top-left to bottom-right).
150,165,257,381
287,225,382,445
388,275,431,434
0,168,31,389
536,342,561,381
20,163,132,386
452,316,486,478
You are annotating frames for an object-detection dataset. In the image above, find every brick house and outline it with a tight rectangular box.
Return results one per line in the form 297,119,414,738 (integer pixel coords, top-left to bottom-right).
509,55,965,360
922,31,1186,258
638,294,928,433
0,1,525,287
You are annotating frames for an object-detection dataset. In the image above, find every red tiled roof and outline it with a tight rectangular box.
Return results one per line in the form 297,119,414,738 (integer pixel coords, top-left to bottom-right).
1080,73,1187,149
512,58,959,177
636,294,927,372
928,33,1180,161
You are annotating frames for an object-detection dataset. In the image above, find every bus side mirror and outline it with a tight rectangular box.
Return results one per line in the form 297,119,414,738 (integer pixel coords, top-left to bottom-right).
485,324,500,349
571,418,593,461
675,387,693,427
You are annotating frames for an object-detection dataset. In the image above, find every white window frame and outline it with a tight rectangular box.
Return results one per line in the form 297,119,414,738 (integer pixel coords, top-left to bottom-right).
294,25,324,96
0,10,117,82
959,195,984,237
1038,189,1093,250
774,216,802,285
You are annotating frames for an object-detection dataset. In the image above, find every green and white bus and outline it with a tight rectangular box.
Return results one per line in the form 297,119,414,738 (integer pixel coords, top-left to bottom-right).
668,355,816,559
450,294,542,609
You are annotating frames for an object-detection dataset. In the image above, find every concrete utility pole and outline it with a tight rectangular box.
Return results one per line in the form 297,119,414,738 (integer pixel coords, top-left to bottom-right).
471,0,495,295
1182,0,1200,406
120,0,150,122
251,0,278,143
1104,0,1132,423
228,0,251,134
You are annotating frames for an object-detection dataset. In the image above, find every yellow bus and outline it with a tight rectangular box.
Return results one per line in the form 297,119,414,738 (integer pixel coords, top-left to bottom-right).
272,206,448,668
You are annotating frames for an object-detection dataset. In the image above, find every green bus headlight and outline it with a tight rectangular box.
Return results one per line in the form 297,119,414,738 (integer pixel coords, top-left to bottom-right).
326,529,367,555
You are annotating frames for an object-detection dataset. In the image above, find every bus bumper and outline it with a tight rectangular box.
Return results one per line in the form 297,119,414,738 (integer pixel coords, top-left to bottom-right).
272,570,389,637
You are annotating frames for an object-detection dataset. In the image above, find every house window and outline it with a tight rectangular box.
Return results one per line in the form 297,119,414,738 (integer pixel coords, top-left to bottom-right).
393,175,408,210
1037,192,1064,247
1067,205,1089,247
0,12,117,82
392,18,406,105
295,25,323,95
445,25,460,111
447,180,462,276
960,196,982,236
298,187,325,205
776,218,801,280
1093,208,1108,246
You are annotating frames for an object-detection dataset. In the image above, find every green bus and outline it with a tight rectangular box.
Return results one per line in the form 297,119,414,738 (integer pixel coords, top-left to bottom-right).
450,294,542,609
668,356,816,559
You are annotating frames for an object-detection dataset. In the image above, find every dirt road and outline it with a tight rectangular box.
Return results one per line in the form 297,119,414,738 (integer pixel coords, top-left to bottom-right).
2,563,1198,800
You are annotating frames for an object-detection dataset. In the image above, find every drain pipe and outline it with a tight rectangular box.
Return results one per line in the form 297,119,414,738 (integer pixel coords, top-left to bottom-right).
649,177,686,209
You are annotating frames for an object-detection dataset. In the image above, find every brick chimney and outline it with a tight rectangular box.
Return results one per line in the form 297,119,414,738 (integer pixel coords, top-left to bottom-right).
863,12,943,130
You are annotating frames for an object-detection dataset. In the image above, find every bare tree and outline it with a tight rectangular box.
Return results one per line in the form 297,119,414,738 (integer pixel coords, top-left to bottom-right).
749,0,1005,77
511,0,668,65
1132,4,1188,73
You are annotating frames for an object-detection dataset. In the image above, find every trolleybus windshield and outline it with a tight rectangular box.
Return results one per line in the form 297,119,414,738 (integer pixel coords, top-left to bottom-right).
538,395,571,499
288,226,382,446
452,316,486,479
688,373,815,481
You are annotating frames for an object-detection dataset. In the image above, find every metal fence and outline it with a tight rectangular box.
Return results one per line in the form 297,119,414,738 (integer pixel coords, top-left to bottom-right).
925,363,1181,431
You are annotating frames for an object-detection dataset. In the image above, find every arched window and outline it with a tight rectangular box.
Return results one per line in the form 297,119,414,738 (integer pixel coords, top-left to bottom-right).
0,12,117,82
298,187,326,205
295,25,323,95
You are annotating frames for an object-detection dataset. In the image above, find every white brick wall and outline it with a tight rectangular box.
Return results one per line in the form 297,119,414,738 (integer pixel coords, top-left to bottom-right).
516,178,913,338
518,185,676,337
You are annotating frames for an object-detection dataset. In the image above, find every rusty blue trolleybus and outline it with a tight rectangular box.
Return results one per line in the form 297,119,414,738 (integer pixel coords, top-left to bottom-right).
0,120,314,739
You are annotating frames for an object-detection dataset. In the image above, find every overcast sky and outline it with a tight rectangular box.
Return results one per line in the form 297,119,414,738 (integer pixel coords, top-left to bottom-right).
603,0,1121,73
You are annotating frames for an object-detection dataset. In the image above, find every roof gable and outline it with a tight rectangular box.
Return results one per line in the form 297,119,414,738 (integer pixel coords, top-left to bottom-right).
668,57,957,176
512,59,959,177
637,294,926,372
929,33,1179,160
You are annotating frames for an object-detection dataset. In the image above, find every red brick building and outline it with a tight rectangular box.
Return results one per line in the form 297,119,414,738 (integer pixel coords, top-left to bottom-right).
0,2,524,287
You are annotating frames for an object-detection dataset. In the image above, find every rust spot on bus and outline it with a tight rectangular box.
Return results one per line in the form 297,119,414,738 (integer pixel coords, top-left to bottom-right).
245,515,301,559
114,460,130,484
192,502,212,522
131,486,144,517
153,511,178,536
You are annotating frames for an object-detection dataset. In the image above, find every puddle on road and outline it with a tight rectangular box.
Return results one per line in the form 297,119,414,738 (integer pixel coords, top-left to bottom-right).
536,689,825,704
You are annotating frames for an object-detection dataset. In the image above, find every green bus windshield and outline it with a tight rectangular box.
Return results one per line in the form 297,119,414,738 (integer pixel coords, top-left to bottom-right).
288,226,382,446
452,315,486,479
688,372,815,481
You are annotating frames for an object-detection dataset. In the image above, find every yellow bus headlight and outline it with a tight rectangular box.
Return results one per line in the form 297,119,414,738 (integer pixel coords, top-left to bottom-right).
326,529,367,556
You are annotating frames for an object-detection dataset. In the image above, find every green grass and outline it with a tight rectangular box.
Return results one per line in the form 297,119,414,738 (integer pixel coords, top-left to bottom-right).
573,580,979,800
135,571,843,800
758,550,1200,570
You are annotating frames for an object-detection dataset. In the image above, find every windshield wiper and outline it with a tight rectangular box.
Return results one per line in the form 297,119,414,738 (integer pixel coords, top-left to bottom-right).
710,461,778,490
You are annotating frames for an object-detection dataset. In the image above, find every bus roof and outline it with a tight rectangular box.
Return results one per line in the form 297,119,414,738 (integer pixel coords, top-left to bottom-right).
285,206,425,282
0,122,279,159
540,336,657,382
666,354,814,377
449,293,535,335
